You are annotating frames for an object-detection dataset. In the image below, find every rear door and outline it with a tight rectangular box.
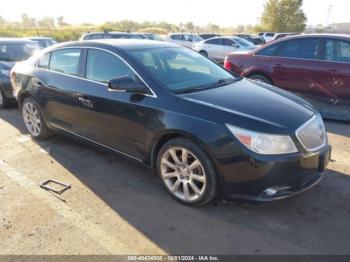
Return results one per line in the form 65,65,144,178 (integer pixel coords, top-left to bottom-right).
75,48,148,159
203,38,221,60
35,48,82,133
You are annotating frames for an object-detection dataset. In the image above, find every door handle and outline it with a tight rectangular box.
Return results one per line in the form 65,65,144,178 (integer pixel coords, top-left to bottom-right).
78,96,94,108
32,79,44,89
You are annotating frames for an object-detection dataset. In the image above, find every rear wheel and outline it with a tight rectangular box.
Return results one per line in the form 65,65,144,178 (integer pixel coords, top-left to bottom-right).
0,88,10,108
22,97,52,139
249,74,272,84
157,138,218,206
199,50,208,57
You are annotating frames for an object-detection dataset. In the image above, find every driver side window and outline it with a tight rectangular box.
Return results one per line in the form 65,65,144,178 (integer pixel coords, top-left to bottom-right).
86,49,135,83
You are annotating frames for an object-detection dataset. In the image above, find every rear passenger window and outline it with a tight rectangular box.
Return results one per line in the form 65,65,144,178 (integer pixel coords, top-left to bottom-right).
49,49,81,76
205,38,221,45
86,49,135,83
38,52,51,69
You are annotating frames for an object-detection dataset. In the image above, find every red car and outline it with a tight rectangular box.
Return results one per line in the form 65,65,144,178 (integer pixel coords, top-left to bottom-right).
224,34,350,120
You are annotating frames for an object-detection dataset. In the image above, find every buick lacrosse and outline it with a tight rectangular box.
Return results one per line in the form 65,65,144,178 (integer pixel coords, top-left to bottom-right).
11,40,331,205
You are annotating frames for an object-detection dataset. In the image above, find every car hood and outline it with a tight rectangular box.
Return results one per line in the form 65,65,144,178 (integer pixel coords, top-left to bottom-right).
178,78,315,134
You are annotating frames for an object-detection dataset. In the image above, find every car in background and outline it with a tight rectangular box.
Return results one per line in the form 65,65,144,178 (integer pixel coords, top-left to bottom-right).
272,33,298,41
0,38,39,107
11,39,330,205
138,33,164,41
165,33,203,48
80,32,143,41
192,36,258,63
258,32,276,42
235,34,265,45
198,33,221,40
27,37,57,49
224,34,350,120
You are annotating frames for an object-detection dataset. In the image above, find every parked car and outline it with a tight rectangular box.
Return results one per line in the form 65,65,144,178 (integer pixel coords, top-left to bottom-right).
141,33,164,41
0,38,39,108
235,34,265,45
165,33,203,48
26,37,57,49
258,32,276,42
198,33,221,40
192,36,258,63
272,33,298,41
11,40,331,205
80,32,143,41
224,34,350,120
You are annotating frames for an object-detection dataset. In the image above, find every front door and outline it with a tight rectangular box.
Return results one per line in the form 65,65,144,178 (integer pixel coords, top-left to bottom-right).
75,49,147,160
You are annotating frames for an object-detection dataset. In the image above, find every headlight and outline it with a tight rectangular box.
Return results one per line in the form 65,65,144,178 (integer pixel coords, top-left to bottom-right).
226,124,298,155
0,69,10,77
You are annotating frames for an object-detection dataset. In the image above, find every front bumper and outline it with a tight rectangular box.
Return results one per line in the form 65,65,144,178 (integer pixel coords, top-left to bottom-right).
0,78,16,101
221,145,331,202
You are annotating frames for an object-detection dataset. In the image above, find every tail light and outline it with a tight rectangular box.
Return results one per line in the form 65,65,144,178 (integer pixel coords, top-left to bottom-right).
224,57,232,71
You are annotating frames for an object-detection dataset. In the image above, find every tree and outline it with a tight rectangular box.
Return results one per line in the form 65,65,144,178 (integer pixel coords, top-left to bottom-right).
57,16,69,27
260,0,307,32
21,13,36,28
37,17,55,28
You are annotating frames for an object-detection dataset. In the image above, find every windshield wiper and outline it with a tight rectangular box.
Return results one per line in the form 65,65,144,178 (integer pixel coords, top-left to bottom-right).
174,78,241,95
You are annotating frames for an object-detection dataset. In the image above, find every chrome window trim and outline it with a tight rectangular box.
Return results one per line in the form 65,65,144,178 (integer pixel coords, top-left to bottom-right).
295,114,328,153
36,46,157,98
50,123,143,163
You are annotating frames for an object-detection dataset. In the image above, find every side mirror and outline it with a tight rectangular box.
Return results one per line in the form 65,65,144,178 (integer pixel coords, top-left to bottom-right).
108,76,147,94
232,43,239,48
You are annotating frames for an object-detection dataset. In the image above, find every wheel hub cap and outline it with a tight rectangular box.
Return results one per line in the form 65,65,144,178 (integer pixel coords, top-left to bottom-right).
160,147,207,202
23,102,41,137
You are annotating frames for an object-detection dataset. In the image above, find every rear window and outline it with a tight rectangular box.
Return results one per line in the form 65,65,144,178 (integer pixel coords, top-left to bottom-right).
38,52,51,69
256,43,280,56
0,43,38,62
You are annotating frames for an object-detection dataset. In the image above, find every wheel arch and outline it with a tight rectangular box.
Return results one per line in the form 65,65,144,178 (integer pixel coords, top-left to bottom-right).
149,130,219,173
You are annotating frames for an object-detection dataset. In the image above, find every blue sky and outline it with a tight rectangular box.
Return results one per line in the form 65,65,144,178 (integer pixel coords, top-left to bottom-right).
2,0,348,26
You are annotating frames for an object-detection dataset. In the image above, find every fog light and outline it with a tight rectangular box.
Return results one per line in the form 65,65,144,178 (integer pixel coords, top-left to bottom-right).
263,188,278,196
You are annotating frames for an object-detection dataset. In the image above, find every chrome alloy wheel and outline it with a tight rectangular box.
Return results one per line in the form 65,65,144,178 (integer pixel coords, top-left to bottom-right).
160,147,207,202
23,101,41,137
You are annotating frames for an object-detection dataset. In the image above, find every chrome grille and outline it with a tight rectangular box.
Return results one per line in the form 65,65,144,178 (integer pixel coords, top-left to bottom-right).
296,115,327,152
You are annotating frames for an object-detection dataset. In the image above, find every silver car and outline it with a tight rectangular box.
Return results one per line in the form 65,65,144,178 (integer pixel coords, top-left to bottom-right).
165,33,203,48
192,36,258,63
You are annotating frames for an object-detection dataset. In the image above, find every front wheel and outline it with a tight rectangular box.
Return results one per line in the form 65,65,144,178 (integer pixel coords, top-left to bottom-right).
157,138,218,206
22,97,52,139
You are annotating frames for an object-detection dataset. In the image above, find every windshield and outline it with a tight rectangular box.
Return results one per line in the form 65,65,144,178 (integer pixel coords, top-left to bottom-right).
234,38,254,47
130,47,237,94
0,43,38,62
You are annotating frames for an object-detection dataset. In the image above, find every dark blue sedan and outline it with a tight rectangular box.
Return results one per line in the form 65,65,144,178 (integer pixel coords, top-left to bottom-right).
11,39,331,206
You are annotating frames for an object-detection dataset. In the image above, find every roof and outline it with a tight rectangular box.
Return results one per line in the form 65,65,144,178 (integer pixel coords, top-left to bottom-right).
27,37,54,40
0,38,37,44
48,39,178,51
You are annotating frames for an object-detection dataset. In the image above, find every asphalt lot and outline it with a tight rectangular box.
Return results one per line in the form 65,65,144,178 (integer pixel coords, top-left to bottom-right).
0,107,349,255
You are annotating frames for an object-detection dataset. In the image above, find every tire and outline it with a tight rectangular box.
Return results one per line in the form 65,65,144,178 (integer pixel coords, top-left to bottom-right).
157,137,218,206
199,50,208,57
0,88,10,108
249,74,272,85
22,97,52,139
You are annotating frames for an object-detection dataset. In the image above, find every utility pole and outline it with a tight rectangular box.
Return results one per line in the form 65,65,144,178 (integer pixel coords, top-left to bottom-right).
326,4,333,26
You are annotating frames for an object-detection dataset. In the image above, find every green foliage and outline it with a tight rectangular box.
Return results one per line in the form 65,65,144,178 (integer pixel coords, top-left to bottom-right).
260,0,307,32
